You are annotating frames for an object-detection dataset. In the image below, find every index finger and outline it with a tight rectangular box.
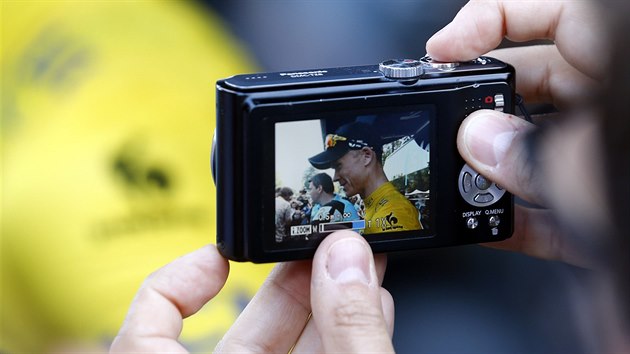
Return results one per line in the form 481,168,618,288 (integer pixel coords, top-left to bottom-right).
426,0,606,79
111,245,229,353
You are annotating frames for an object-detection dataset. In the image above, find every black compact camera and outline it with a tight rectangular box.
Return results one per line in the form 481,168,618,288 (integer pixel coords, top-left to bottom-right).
213,56,515,263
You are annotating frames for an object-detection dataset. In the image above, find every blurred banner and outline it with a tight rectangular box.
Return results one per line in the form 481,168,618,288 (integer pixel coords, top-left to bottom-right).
1,1,272,352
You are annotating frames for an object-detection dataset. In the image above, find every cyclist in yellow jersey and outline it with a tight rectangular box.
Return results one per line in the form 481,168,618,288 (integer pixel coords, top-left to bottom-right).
309,122,421,234
362,181,421,233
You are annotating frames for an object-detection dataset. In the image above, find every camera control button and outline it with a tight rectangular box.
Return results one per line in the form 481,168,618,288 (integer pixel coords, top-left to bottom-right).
462,172,473,193
494,94,505,111
379,59,423,79
475,57,489,65
489,215,501,227
474,193,494,204
466,217,479,229
475,174,492,190
420,55,459,71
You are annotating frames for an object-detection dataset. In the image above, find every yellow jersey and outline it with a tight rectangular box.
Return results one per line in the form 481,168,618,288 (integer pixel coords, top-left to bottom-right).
363,182,422,234
1,1,272,352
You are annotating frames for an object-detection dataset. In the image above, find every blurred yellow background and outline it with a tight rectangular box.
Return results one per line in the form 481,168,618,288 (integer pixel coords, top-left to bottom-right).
1,1,272,352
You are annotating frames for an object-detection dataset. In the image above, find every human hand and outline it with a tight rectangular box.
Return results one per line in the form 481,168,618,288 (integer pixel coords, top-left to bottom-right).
427,0,609,268
110,231,394,353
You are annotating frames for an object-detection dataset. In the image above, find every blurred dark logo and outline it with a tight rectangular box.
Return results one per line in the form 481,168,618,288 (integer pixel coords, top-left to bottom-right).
92,139,206,241
112,143,172,197
3,26,92,134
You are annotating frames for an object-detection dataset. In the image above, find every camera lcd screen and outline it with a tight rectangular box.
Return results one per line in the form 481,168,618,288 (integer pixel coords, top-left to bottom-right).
274,105,433,246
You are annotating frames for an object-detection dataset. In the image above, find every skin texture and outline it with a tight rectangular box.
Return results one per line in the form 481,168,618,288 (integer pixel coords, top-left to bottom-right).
309,181,333,206
427,0,608,268
428,1,628,350
111,232,394,353
331,150,369,198
332,148,388,199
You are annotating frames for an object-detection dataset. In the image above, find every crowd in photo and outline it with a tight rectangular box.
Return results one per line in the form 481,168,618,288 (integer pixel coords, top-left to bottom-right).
275,172,428,243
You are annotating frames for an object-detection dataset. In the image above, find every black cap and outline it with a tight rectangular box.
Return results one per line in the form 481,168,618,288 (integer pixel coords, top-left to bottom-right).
308,122,377,169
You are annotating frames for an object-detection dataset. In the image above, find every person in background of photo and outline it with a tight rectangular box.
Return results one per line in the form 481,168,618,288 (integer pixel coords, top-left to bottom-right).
308,122,421,234
297,189,310,209
275,187,298,242
309,173,360,226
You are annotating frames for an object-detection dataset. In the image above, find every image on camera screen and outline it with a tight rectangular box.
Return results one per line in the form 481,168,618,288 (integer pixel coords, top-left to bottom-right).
274,105,432,244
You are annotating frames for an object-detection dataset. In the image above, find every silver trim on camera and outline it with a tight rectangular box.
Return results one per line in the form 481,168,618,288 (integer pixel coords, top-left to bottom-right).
379,59,424,79
458,163,506,207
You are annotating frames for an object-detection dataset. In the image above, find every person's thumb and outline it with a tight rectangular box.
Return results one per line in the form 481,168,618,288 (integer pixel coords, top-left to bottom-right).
310,231,394,353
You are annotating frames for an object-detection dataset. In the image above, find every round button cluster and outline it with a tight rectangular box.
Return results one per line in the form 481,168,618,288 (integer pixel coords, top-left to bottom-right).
458,163,506,207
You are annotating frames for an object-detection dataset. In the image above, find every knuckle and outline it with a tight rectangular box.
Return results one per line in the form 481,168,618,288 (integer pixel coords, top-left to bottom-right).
517,157,546,205
332,297,383,330
509,131,547,206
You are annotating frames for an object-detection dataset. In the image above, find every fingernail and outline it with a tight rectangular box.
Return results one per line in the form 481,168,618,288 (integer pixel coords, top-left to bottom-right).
326,238,371,285
463,113,517,168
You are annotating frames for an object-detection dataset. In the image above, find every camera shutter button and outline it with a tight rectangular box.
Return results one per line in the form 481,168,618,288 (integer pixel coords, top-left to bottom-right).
379,59,423,79
420,55,459,71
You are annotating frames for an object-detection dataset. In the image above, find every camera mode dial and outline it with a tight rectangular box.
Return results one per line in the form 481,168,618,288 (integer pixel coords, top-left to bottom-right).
379,59,424,79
